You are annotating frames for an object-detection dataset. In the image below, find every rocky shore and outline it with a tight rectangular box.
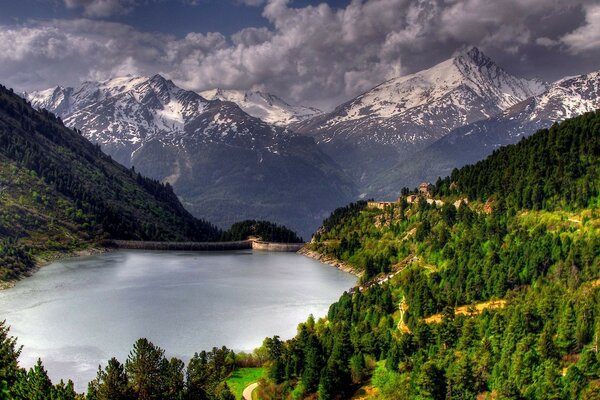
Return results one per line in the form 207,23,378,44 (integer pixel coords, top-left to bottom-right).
298,246,362,278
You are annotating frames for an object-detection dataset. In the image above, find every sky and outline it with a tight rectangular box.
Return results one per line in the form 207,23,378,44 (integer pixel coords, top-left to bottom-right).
0,0,599,110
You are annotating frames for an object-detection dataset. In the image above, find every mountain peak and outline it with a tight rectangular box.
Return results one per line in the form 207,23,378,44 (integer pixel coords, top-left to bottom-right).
459,46,495,68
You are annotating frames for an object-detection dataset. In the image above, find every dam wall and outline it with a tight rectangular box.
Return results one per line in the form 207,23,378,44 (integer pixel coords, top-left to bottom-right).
106,240,305,252
106,240,252,251
251,241,305,252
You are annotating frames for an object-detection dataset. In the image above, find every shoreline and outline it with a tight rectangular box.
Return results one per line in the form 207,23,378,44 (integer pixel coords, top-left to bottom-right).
298,246,363,278
1,244,112,290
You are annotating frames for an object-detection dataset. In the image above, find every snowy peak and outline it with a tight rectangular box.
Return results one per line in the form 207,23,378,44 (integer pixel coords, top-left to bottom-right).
292,47,550,184
24,86,74,117
527,71,600,121
329,47,547,124
200,88,322,126
452,47,548,108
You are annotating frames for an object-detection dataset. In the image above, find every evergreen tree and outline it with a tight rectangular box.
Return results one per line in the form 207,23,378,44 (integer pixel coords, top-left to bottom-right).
0,321,21,389
95,358,132,400
125,338,168,400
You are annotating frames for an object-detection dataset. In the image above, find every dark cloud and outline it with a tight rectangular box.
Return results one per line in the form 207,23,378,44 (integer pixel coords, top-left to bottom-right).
2,0,600,109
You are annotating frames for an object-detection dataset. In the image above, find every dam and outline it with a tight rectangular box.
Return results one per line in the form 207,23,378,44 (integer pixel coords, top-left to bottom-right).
105,239,305,252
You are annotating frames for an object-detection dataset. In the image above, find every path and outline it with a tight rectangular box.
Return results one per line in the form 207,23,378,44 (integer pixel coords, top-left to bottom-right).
397,297,410,333
243,382,259,400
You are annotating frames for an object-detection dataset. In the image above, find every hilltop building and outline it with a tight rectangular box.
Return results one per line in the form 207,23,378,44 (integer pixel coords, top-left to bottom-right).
419,182,433,197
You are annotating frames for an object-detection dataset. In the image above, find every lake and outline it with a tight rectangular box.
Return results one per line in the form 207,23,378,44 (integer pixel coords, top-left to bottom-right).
0,250,356,391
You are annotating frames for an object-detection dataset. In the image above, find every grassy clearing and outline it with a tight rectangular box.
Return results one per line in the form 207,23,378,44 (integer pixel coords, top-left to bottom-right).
226,368,264,399
423,299,507,324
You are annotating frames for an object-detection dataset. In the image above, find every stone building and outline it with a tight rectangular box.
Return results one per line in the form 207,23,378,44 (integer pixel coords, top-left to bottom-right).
419,182,433,197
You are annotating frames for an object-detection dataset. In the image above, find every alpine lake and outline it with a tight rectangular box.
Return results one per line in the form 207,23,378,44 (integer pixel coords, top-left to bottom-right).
0,249,356,390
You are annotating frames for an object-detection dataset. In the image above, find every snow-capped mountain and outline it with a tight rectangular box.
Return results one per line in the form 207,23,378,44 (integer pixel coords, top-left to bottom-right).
26,75,271,158
26,75,356,237
200,88,321,126
370,70,600,198
295,47,548,184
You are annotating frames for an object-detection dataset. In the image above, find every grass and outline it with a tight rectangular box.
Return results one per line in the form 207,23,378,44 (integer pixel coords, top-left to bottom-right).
226,367,265,399
423,299,507,324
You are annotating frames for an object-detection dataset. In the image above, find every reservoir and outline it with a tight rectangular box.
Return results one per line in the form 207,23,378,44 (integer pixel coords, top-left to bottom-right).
0,250,356,391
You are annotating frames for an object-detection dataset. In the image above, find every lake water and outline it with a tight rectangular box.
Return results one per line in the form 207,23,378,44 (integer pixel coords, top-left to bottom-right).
0,250,355,391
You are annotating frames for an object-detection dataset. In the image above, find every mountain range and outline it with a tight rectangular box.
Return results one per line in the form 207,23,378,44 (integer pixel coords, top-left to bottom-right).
0,83,221,280
26,75,354,238
26,47,600,236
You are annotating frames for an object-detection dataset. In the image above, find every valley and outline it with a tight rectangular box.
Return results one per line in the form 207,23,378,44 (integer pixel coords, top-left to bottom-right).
0,11,598,398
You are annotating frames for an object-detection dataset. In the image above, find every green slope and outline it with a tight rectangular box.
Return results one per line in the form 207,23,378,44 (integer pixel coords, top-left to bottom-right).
0,84,220,281
254,112,600,399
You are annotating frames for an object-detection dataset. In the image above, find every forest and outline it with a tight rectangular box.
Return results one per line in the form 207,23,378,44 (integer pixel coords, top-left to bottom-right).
221,220,304,243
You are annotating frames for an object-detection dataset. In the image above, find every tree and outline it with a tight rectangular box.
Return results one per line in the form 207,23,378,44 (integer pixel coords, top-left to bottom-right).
418,361,446,400
0,321,22,388
12,359,52,400
164,358,184,400
95,358,132,400
52,379,77,400
318,324,352,399
264,336,285,384
301,336,322,393
213,382,235,400
186,352,209,400
125,338,168,400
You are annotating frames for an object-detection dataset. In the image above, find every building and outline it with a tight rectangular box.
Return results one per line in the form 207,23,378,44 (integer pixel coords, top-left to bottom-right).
419,182,433,197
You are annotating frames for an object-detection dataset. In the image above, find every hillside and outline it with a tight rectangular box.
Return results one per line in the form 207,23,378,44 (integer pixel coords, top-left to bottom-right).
0,84,220,282
252,112,600,399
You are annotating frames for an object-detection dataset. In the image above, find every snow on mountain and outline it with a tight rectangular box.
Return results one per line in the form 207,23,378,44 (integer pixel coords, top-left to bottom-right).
26,75,288,162
370,70,600,198
200,88,321,126
522,71,600,125
299,47,547,145
294,47,549,184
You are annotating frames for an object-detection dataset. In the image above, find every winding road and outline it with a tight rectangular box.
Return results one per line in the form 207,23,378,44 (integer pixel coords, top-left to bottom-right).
243,382,259,400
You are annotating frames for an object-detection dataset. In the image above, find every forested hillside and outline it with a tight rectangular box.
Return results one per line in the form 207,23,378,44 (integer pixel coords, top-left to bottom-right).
0,84,220,282
252,112,600,398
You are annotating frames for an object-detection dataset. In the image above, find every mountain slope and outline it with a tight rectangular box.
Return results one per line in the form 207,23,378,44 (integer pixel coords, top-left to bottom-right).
257,111,600,399
294,47,547,184
26,76,355,237
200,88,321,126
371,70,600,198
0,84,221,281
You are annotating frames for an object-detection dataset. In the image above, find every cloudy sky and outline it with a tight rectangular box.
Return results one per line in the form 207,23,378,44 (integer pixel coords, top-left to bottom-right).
1,0,599,109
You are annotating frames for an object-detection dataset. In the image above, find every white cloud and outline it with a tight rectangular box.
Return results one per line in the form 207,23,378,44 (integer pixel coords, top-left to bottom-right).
561,3,600,53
